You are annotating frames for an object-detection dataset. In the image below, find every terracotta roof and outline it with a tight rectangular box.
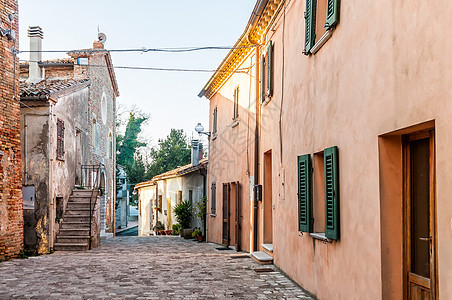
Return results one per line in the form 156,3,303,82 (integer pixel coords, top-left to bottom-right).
134,158,208,190
20,79,90,99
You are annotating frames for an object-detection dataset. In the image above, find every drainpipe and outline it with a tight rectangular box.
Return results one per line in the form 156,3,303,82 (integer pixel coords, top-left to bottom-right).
200,168,207,238
48,103,54,250
253,45,260,252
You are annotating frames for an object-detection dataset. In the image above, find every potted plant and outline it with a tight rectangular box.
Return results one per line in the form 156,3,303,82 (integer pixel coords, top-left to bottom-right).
192,228,203,242
174,200,192,239
193,196,207,241
171,224,181,236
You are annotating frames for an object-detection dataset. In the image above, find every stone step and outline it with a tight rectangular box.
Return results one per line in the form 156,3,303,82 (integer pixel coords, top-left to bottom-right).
54,243,89,251
61,222,91,229
71,189,98,196
63,215,91,222
58,228,90,236
65,208,91,216
57,235,90,244
261,244,273,256
66,203,94,210
252,251,274,265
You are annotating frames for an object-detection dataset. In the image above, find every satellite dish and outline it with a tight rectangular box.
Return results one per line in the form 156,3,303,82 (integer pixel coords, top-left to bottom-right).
98,32,107,44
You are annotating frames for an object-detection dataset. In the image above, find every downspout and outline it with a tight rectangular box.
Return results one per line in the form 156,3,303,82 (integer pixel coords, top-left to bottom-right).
253,45,260,252
48,103,54,250
200,169,207,238
245,0,268,253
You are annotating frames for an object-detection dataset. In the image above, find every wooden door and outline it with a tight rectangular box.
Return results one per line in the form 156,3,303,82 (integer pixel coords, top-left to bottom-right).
404,130,437,299
222,183,230,246
234,182,241,251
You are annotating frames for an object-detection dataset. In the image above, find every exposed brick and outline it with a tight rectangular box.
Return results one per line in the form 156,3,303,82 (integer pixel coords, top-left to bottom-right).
0,0,23,261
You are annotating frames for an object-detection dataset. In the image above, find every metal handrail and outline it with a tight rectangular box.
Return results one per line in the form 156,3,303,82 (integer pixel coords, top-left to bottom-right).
81,163,105,250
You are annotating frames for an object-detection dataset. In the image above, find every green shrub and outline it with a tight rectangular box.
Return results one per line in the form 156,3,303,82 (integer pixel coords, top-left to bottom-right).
174,200,192,229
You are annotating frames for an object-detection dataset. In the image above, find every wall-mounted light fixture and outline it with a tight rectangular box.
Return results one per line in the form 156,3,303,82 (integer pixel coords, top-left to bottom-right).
194,123,210,137
0,13,16,41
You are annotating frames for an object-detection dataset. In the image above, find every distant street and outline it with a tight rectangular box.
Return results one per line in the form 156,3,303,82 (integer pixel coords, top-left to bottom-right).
0,237,313,299
116,226,138,237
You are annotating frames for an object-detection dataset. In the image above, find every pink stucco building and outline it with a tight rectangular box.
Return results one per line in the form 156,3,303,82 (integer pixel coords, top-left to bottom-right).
199,0,452,299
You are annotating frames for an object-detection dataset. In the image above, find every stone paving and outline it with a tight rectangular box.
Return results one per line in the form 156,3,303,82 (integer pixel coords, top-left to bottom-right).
0,236,314,299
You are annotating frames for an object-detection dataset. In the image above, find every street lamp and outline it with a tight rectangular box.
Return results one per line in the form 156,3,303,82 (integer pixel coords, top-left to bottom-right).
195,123,210,137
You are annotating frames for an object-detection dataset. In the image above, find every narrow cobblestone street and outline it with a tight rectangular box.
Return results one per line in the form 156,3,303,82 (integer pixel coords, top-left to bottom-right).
0,237,314,299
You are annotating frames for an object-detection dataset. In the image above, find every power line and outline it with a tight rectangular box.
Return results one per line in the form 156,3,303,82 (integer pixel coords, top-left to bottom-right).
18,45,256,54
20,60,252,73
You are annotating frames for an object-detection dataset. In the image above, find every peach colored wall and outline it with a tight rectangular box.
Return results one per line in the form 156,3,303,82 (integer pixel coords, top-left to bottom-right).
207,53,257,252
206,0,452,298
255,0,452,299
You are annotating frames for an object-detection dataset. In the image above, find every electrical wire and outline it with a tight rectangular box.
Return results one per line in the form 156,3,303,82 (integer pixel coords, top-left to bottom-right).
20,60,252,73
18,45,256,54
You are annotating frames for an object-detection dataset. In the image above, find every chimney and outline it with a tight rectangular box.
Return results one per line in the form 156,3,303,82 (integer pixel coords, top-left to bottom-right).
26,26,44,83
191,140,200,166
198,143,203,161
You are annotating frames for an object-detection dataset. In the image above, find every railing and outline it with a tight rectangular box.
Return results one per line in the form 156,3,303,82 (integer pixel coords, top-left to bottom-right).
81,164,105,250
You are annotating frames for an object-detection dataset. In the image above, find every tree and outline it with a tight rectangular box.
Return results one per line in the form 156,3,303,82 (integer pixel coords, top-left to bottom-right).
117,111,149,167
146,129,191,178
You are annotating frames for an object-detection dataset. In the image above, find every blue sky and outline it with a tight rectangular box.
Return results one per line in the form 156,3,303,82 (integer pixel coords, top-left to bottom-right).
18,0,256,146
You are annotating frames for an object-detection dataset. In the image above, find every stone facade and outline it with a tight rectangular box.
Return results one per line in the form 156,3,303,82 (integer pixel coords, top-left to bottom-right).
19,33,119,252
0,0,23,261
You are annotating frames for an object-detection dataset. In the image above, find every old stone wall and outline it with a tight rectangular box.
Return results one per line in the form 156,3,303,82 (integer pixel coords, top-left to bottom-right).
87,44,117,234
0,0,22,261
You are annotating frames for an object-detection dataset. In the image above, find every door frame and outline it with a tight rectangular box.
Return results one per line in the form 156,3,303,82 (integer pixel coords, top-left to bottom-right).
403,129,437,299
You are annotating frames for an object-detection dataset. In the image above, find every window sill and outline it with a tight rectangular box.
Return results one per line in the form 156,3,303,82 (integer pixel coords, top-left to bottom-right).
310,232,331,243
262,96,271,106
310,29,333,55
210,213,216,217
212,133,217,140
231,120,239,128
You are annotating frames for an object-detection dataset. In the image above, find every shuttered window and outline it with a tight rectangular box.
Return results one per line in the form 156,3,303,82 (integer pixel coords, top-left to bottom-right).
259,55,265,103
233,87,239,120
298,154,312,233
213,107,218,135
211,182,216,215
326,0,340,29
267,41,273,98
56,119,65,160
304,0,316,54
324,146,339,240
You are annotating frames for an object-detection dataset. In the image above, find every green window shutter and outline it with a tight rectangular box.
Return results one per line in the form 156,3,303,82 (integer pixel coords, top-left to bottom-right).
324,146,339,240
298,154,312,233
325,0,340,29
259,55,265,103
304,0,316,54
267,41,273,97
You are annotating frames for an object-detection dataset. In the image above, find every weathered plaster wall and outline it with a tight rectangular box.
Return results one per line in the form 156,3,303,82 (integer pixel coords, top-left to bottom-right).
0,0,22,261
138,185,154,236
207,52,257,251
20,88,89,253
182,172,205,231
87,49,116,234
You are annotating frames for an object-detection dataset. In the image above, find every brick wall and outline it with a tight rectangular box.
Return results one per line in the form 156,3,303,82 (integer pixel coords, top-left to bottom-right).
0,0,23,261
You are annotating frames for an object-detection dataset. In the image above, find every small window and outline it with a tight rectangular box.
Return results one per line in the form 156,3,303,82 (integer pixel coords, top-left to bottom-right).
233,86,239,120
259,41,274,103
56,119,65,160
298,146,339,240
159,195,163,210
188,190,193,206
304,0,340,55
108,132,113,159
211,182,216,215
178,190,183,205
212,107,218,136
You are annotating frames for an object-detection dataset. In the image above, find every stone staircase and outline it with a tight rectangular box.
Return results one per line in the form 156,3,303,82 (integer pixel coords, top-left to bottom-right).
54,189,97,251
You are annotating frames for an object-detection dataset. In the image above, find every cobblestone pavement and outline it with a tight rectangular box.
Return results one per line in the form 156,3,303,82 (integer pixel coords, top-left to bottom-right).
0,236,314,299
